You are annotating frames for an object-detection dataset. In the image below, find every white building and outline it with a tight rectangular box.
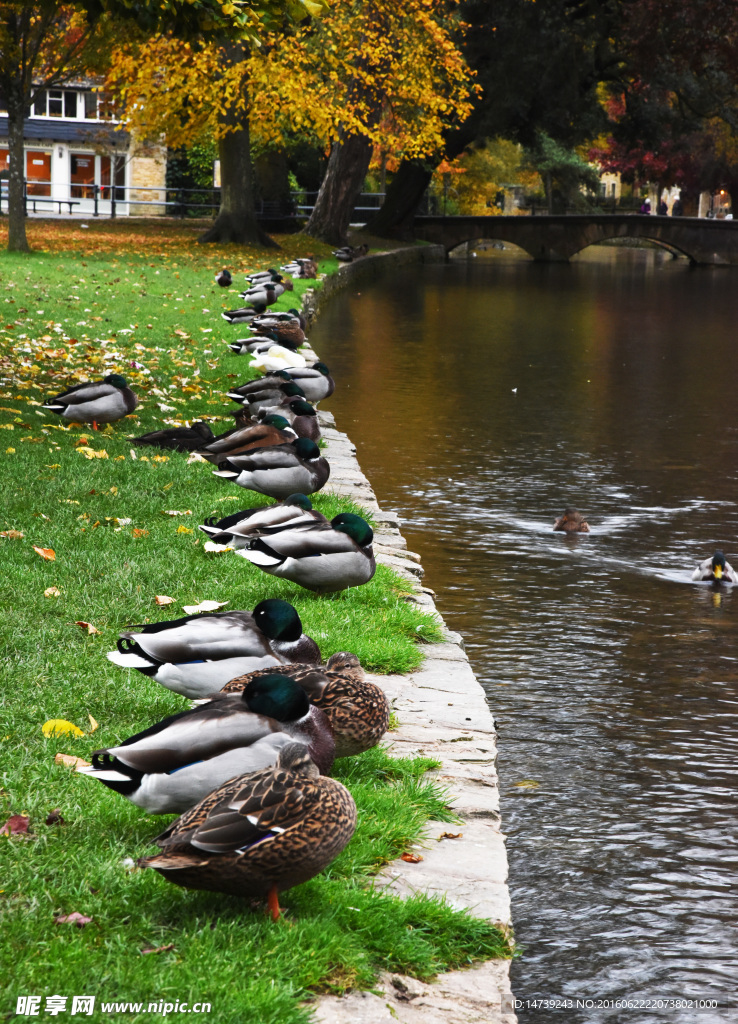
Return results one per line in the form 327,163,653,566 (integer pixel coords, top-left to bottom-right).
0,82,166,216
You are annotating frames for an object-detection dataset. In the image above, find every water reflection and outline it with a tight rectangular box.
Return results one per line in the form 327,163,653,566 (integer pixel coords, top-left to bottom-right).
310,245,738,1022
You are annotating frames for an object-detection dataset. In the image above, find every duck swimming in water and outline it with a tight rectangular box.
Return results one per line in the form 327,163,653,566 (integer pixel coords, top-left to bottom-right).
553,508,590,533
691,550,738,583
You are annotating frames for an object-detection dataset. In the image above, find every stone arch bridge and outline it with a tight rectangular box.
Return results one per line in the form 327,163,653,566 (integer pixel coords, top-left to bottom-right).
412,214,738,265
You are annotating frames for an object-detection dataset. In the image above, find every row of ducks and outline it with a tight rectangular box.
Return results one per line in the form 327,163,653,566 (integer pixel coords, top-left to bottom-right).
41,260,384,913
554,508,738,583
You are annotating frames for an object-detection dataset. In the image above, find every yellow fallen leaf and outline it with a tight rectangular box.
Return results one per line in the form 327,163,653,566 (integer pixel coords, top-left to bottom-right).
203,541,233,554
33,545,56,561
44,586,61,598
514,779,541,789
154,595,175,606
55,752,91,769
151,455,169,463
87,714,99,735
176,525,193,534
76,446,108,460
5,447,15,453
43,719,84,739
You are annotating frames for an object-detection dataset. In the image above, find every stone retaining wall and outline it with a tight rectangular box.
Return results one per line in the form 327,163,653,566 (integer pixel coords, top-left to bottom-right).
303,249,517,1024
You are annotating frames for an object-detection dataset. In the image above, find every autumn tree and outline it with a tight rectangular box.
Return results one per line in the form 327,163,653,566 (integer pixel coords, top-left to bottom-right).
0,2,115,252
367,0,629,237
106,0,326,246
266,0,475,245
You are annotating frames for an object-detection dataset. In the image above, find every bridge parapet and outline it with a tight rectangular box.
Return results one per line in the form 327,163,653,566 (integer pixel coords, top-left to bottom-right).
412,214,738,265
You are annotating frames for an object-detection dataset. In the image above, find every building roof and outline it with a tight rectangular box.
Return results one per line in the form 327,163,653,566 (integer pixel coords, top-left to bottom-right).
0,117,128,146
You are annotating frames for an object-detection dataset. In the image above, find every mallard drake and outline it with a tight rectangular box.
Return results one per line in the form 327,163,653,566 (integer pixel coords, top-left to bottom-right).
222,654,388,757
195,416,297,466
228,371,294,399
212,438,330,500
238,513,376,593
78,679,335,814
245,269,280,285
221,303,268,326
228,381,306,416
332,244,368,263
215,269,232,288
280,258,318,279
130,421,214,452
692,550,738,583
553,508,590,533
281,364,334,404
42,374,138,429
279,398,320,442
199,493,327,548
238,279,294,305
106,601,321,699
140,742,356,917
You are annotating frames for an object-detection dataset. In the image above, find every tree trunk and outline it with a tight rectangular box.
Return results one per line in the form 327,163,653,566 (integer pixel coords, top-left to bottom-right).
306,132,373,246
198,45,276,248
198,116,277,247
6,89,29,253
364,158,434,239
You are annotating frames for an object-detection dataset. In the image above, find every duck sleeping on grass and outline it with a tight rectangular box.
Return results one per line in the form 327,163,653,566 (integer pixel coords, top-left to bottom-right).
140,742,356,919
107,601,321,699
194,416,297,465
222,654,388,758
692,550,738,583
221,304,268,326
199,493,327,549
42,374,138,429
212,438,330,500
238,513,376,593
78,676,335,814
130,421,214,452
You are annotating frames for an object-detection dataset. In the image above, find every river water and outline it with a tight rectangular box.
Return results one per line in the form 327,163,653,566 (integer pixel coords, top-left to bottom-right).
309,245,738,1022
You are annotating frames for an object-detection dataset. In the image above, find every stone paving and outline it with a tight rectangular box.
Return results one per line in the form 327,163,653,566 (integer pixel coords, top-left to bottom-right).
310,409,516,1024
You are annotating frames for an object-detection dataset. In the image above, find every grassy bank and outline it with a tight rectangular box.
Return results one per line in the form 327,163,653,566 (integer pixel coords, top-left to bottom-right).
0,219,512,1023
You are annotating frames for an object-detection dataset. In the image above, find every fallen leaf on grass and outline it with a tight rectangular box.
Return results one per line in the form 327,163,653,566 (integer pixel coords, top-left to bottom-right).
88,714,99,734
1,814,30,835
141,944,175,956
45,809,66,826
33,545,55,561
43,719,84,738
161,510,192,516
186,451,207,464
400,852,424,863
1,529,24,539
176,525,193,534
155,595,175,606
76,446,108,460
182,600,229,614
75,621,100,635
132,528,149,537
55,912,92,927
55,753,91,769
44,586,62,598
438,832,463,841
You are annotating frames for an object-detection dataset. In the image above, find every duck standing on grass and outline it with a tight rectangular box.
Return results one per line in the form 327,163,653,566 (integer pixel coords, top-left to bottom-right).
107,602,321,699
78,678,335,813
139,742,356,920
42,374,138,430
238,512,376,593
692,550,738,583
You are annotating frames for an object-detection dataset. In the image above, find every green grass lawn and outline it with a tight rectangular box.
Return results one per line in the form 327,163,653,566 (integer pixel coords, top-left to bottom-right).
0,220,512,1023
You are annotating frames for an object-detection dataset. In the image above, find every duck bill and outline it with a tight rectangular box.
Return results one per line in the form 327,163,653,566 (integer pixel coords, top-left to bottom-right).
714,565,723,580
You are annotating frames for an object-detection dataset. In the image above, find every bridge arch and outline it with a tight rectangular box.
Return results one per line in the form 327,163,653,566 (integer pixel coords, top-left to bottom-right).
413,214,738,265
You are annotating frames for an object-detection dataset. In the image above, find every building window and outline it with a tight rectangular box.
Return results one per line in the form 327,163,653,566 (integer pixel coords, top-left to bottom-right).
70,153,95,198
84,91,98,119
26,151,51,196
48,89,63,116
64,91,78,118
33,90,47,116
